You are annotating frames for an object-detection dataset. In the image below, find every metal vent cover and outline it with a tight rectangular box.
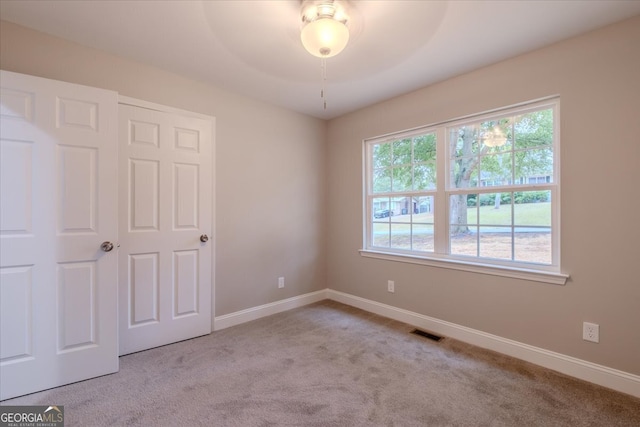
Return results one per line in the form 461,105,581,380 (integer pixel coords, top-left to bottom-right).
411,329,443,342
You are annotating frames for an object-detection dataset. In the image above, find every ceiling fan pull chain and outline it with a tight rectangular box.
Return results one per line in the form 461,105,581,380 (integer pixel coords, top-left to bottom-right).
321,58,328,110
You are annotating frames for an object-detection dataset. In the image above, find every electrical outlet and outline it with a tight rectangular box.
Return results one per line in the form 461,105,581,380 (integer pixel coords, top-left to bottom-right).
278,277,285,289
387,280,395,293
583,322,599,343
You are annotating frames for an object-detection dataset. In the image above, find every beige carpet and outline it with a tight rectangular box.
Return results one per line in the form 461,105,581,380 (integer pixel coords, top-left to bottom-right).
2,300,639,426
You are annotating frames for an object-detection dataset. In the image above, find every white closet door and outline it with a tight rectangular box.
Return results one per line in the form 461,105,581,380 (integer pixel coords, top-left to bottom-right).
0,70,119,400
118,103,212,356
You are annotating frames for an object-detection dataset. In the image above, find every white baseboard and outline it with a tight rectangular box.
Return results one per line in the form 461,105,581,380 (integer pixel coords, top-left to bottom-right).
326,289,640,398
213,289,328,331
212,288,639,398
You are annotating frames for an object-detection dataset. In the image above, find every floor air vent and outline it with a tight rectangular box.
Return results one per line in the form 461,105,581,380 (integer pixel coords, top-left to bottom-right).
411,329,443,342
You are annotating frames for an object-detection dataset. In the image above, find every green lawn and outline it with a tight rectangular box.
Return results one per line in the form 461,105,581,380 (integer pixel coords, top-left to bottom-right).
468,201,550,226
374,202,550,228
372,202,551,262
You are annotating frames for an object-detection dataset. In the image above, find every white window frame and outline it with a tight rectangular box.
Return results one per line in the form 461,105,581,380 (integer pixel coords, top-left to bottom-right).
361,97,569,285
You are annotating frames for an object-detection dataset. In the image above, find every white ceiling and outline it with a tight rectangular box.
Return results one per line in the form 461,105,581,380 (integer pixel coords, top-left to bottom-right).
2,1,639,119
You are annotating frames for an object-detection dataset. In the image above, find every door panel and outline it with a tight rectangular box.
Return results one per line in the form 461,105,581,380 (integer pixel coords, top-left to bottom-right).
0,71,118,400
0,140,32,234
130,252,159,325
57,261,96,350
130,159,159,230
119,103,212,356
0,267,32,361
58,145,98,233
174,250,198,316
174,163,199,229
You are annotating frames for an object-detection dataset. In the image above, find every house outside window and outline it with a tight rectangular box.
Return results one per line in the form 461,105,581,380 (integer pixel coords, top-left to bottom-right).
363,98,565,284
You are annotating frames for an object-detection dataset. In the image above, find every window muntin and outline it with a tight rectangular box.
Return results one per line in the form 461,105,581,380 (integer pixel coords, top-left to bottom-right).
365,98,559,272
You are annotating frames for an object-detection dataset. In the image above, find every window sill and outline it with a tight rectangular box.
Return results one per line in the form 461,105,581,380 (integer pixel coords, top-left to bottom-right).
359,249,569,285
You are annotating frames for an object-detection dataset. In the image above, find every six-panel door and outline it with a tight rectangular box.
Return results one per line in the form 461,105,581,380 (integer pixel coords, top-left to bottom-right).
118,104,212,356
0,71,119,400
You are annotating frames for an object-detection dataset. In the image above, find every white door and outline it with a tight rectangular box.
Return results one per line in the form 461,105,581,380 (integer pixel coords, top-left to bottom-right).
0,71,119,400
118,102,212,356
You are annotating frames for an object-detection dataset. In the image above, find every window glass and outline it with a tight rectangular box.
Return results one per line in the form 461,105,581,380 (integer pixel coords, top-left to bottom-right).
365,99,559,271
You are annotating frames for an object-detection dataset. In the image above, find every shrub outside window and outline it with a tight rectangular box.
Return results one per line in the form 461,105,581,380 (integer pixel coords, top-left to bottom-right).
363,98,563,281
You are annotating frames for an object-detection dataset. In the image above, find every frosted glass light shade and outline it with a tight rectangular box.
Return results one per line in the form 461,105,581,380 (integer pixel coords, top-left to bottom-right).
301,18,349,58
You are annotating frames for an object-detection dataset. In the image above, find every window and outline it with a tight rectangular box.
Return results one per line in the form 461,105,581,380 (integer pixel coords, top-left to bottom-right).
369,132,437,252
363,98,566,284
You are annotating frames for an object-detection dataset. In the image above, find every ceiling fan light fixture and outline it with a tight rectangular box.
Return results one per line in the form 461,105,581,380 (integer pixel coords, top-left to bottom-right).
300,1,350,58
301,17,349,58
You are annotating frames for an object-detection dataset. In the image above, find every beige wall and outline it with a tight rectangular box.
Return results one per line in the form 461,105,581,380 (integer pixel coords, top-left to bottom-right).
326,16,640,375
2,15,639,377
0,21,327,317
